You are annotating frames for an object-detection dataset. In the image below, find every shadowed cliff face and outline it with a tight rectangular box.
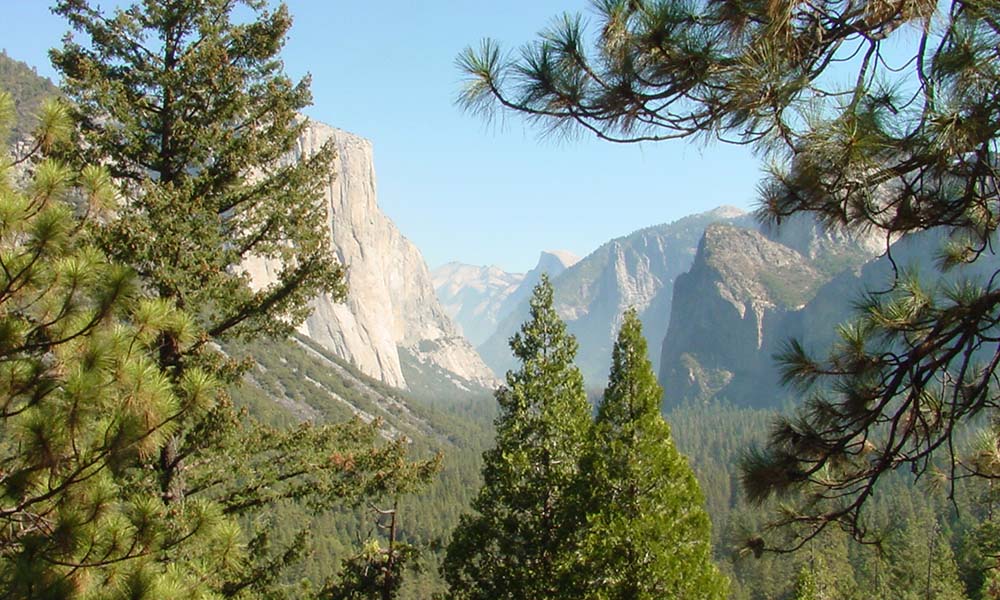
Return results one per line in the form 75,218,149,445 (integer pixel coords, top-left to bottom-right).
245,121,497,392
658,224,823,408
657,218,888,410
476,208,753,387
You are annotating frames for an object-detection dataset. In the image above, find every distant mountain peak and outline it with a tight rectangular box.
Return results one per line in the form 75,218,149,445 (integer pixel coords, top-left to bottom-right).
477,206,754,385
706,205,748,219
537,249,580,271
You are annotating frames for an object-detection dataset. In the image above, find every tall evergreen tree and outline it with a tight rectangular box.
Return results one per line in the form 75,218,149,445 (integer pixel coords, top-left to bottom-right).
0,90,242,599
42,2,437,596
442,276,591,600
51,0,345,347
576,309,727,599
49,0,348,507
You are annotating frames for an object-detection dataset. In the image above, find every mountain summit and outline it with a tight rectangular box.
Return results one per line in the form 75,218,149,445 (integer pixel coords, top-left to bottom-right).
476,208,753,385
246,121,497,391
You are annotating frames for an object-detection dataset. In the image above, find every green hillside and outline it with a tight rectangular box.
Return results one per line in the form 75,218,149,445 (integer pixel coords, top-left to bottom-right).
0,51,58,142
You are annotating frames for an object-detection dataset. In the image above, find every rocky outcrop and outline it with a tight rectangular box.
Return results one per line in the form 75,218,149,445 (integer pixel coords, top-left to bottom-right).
658,224,824,408
245,121,497,391
432,263,524,347
478,207,752,386
657,214,887,409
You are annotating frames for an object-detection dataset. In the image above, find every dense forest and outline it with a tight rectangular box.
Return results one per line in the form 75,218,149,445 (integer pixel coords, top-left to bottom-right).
2,0,999,599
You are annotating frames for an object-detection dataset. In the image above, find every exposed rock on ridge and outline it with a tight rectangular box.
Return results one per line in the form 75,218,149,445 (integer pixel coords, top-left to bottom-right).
658,224,823,407
478,208,753,386
245,121,497,391
658,217,885,409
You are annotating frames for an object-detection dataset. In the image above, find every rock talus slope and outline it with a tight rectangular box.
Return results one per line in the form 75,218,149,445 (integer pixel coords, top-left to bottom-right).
245,121,496,391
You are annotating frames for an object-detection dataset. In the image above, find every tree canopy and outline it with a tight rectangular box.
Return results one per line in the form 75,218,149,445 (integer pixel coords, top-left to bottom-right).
576,309,727,599
442,276,592,599
458,0,1000,548
0,89,244,599
51,0,345,346
18,1,438,596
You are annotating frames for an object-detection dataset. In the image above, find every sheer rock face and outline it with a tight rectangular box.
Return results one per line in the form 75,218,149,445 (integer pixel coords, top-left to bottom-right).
245,121,497,391
658,224,823,408
658,219,884,409
477,208,751,386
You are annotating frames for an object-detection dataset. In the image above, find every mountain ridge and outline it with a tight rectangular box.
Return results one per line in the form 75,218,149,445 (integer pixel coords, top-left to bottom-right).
245,121,498,392
474,207,755,385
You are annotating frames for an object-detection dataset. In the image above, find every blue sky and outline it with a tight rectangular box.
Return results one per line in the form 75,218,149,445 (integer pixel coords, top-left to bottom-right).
1,1,762,272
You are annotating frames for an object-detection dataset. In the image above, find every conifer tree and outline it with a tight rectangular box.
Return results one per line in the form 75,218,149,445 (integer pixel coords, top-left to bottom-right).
886,508,968,600
42,2,437,596
0,90,242,599
51,0,345,347
576,309,727,599
442,276,591,600
48,0,349,507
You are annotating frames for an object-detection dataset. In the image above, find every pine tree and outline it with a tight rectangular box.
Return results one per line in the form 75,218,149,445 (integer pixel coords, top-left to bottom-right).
51,0,345,347
576,309,727,599
0,90,242,599
457,0,1000,548
886,508,968,600
43,2,437,596
48,0,348,507
442,276,592,599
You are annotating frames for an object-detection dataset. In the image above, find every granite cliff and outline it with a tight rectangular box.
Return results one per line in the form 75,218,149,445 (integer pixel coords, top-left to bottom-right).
246,121,497,391
476,207,752,386
658,218,885,409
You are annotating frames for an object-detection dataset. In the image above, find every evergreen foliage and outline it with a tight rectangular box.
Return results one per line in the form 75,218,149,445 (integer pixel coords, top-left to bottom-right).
321,502,420,600
30,2,437,596
886,507,968,600
442,276,591,599
576,309,727,599
457,0,1000,550
50,0,346,346
0,89,241,598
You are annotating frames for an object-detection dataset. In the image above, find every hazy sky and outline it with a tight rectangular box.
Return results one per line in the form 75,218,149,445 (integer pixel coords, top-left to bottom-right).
1,1,762,272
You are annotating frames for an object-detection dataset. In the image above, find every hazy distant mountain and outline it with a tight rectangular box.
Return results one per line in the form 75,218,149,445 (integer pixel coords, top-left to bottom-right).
659,217,886,409
432,263,524,347
492,250,579,331
245,121,497,392
478,207,753,386
434,250,578,349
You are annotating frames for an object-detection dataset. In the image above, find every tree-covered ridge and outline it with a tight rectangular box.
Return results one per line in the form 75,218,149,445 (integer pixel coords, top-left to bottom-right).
0,51,58,143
